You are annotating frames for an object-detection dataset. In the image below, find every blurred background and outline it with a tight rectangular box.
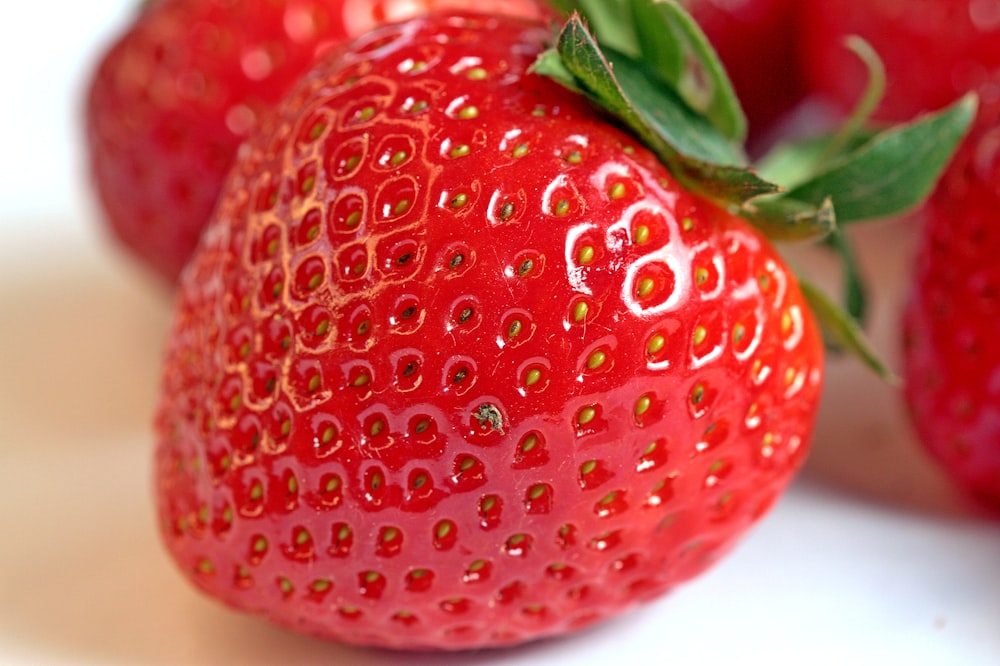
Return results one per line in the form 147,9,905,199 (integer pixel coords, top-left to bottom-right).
1,2,999,664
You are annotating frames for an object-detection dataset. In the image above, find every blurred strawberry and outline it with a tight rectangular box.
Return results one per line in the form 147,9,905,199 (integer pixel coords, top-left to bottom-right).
84,0,550,281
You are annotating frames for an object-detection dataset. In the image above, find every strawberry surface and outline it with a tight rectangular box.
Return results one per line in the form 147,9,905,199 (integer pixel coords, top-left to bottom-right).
84,0,549,281
903,120,1000,509
154,12,824,649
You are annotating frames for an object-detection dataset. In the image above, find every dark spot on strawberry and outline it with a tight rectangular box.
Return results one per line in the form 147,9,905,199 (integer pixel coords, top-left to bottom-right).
473,403,504,434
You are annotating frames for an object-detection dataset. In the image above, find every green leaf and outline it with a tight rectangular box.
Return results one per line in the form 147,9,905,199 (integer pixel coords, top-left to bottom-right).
756,131,876,191
798,278,898,384
538,15,778,206
782,93,978,223
629,0,746,142
824,229,867,323
740,195,835,242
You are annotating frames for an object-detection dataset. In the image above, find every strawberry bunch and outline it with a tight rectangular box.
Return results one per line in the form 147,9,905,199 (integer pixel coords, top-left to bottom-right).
85,0,974,653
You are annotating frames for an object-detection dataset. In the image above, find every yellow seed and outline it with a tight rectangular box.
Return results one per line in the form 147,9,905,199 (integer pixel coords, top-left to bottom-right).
580,460,597,475
467,67,488,80
573,301,590,323
691,384,705,405
634,225,650,244
577,406,597,426
307,273,323,291
308,374,321,392
647,334,666,355
586,350,607,370
525,368,542,386
637,277,656,299
520,433,538,452
370,419,384,437
682,217,694,231
321,426,336,444
693,326,707,346
459,105,479,119
450,144,471,158
609,182,626,199
554,199,570,216
635,395,651,416
577,245,596,264
512,143,530,158
450,193,468,208
695,267,710,286
566,150,583,163
345,210,362,228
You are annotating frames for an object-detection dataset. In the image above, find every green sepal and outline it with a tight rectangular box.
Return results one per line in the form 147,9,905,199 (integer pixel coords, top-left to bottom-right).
797,277,898,385
774,93,978,224
533,14,778,207
823,229,867,324
629,0,747,142
740,195,836,243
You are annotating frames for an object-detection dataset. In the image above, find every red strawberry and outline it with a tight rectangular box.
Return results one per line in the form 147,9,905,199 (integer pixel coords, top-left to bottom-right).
903,120,1000,509
800,0,1000,124
84,0,550,281
153,12,824,650
682,0,805,145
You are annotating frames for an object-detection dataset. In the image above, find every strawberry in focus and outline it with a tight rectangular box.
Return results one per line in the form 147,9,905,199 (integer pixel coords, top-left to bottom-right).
153,12,824,649
903,120,1000,510
84,0,550,281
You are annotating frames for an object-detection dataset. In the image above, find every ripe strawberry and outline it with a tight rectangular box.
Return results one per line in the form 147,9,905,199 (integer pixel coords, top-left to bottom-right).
903,120,1000,509
800,0,1000,124
154,12,824,649
84,0,550,281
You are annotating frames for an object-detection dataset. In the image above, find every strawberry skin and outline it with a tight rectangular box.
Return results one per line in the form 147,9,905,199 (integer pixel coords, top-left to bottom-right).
84,0,549,281
154,12,824,649
903,121,1000,509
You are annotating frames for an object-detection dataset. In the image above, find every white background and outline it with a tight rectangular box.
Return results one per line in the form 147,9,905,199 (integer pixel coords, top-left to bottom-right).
1,2,999,665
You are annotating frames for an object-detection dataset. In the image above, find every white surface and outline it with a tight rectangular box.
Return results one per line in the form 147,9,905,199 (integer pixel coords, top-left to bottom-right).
2,3,999,665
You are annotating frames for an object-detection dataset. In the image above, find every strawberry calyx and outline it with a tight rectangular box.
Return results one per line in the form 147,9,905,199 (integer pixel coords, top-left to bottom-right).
536,0,977,380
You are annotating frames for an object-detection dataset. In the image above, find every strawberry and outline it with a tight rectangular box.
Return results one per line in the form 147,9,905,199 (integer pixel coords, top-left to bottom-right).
150,3,972,651
903,120,1000,509
84,0,550,281
800,0,1000,124
154,11,824,649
